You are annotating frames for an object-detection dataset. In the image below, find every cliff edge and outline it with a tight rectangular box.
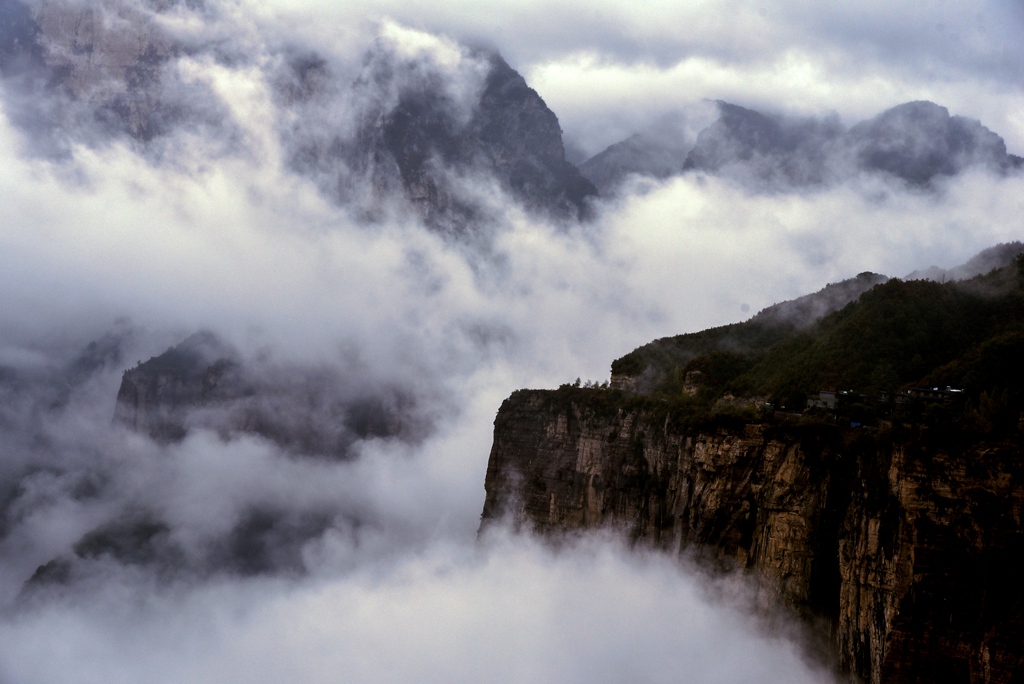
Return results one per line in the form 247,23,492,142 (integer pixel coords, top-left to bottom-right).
481,253,1024,683
481,388,1024,683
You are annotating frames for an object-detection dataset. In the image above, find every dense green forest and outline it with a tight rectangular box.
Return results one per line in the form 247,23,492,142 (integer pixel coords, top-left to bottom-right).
604,255,1024,431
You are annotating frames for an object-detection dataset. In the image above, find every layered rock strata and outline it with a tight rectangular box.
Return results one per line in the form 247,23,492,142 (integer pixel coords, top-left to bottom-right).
480,388,1024,683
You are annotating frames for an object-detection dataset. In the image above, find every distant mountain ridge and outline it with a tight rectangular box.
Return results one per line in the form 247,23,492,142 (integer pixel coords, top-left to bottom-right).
0,0,595,237
582,100,1023,192
5,1,1019,234
578,132,690,192
906,241,1024,283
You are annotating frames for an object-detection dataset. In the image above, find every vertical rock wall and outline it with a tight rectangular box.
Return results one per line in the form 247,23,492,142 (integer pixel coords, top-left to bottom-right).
480,388,1024,683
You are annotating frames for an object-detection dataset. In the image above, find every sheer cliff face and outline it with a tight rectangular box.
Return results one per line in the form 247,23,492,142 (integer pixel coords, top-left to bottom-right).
481,389,1024,683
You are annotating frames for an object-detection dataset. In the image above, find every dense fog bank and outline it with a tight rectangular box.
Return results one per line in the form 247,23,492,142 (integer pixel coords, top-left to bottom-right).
2,1,1023,681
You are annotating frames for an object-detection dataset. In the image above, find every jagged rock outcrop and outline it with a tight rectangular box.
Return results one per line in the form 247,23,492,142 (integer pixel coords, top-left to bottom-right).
480,388,1024,683
471,55,597,219
0,0,222,151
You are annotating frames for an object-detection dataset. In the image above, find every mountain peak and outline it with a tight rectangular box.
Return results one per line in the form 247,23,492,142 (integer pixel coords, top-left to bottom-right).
0,4,595,238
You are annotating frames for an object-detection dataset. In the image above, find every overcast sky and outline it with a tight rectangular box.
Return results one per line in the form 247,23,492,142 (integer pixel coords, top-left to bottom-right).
256,0,1024,157
1,1,1023,682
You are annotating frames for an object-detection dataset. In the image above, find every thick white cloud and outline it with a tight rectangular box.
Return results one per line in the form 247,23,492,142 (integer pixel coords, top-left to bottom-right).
1,1,1023,681
0,535,832,684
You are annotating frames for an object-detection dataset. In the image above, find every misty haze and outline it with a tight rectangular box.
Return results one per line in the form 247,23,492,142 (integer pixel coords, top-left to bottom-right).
2,1,1024,682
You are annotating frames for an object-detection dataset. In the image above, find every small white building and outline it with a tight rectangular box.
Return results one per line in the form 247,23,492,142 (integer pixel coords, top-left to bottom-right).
807,389,838,410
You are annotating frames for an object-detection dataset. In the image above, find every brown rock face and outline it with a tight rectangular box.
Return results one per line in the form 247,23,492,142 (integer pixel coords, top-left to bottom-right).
480,388,1024,683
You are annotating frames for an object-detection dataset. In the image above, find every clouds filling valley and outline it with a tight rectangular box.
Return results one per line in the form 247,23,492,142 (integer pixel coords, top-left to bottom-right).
1,1,1023,682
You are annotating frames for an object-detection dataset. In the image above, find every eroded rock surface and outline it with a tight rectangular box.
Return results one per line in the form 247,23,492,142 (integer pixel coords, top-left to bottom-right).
481,388,1024,683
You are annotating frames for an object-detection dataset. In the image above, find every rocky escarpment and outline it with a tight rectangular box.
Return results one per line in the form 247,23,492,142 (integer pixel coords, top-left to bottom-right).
113,331,241,442
481,388,1024,683
482,253,1024,682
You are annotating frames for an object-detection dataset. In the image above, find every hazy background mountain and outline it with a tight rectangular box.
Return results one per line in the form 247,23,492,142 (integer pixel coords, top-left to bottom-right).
906,240,1024,282
582,100,1023,193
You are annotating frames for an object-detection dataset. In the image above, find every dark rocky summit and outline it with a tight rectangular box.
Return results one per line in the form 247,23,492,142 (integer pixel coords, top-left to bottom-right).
848,101,1019,185
469,55,596,220
681,101,847,187
481,249,1024,683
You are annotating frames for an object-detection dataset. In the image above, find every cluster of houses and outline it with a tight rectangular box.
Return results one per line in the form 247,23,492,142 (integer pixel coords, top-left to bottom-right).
806,386,963,412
